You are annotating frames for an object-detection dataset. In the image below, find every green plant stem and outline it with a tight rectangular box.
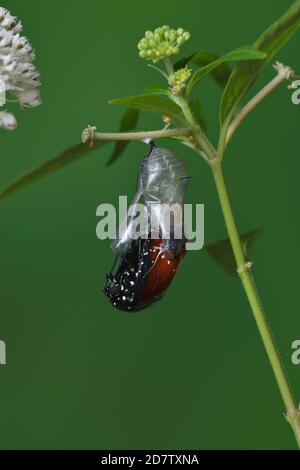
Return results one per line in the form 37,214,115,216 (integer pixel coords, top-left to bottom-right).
164,57,174,76
181,96,300,446
86,127,192,143
211,161,300,448
226,67,293,147
180,86,300,445
177,95,216,159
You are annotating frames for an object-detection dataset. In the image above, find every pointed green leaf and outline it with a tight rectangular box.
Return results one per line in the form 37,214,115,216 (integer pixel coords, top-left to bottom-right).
107,108,139,166
220,1,300,131
109,94,186,124
205,228,263,276
175,51,232,89
0,142,108,201
186,46,267,95
191,51,233,89
141,85,170,95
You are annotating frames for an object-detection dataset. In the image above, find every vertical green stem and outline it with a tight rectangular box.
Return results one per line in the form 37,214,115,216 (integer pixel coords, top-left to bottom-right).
168,93,300,447
212,161,300,448
177,96,216,159
164,57,174,76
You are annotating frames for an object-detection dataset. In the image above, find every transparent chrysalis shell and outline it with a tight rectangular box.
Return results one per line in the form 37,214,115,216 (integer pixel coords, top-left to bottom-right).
112,143,189,257
104,142,189,312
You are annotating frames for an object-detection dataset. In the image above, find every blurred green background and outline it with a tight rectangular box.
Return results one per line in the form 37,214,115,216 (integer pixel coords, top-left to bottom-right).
0,0,300,450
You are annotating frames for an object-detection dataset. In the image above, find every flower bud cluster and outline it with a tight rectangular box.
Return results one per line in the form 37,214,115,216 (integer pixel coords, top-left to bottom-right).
138,26,190,63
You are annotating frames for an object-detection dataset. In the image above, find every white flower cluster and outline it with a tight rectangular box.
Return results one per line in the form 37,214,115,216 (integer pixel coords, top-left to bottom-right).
0,7,42,130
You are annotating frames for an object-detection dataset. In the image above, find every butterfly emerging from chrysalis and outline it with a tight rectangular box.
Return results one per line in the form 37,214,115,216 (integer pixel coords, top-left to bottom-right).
104,141,189,312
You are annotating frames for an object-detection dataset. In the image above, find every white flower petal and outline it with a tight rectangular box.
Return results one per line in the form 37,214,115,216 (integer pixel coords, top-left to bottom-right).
0,111,17,130
16,89,42,107
0,7,41,111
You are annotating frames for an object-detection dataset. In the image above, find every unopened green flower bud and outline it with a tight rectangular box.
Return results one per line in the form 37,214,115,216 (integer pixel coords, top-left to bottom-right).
168,30,176,42
176,35,184,46
168,66,192,88
137,25,191,63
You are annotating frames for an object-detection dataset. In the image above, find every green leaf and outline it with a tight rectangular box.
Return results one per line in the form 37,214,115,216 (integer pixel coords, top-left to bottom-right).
205,228,263,276
109,94,186,124
220,1,300,130
175,51,232,89
107,108,139,166
141,85,170,95
174,54,196,70
0,142,108,201
189,97,207,132
191,51,233,89
186,46,267,95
